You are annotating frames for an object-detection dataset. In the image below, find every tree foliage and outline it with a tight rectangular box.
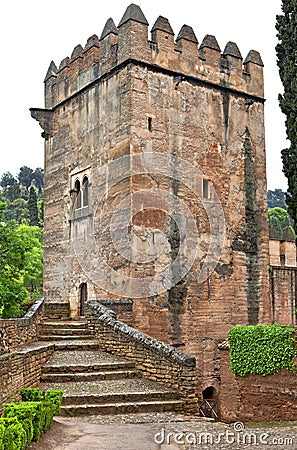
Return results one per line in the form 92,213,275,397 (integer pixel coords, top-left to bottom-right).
0,204,43,318
268,207,295,239
18,166,34,190
0,166,43,225
276,0,297,231
267,189,287,209
28,187,39,226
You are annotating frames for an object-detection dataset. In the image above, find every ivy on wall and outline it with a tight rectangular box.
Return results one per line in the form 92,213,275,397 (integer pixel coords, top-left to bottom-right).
228,324,297,376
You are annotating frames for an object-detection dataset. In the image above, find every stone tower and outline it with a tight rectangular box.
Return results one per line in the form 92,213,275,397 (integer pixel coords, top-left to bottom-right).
31,4,271,395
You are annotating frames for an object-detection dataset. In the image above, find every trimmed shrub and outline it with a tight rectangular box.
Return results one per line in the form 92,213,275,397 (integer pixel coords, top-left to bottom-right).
41,400,55,432
44,390,64,415
229,324,297,376
4,402,43,442
0,423,4,450
0,418,27,450
2,404,33,447
0,388,63,449
20,388,43,402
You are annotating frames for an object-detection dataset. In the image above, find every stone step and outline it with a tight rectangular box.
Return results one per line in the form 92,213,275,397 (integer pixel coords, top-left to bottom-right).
53,340,99,350
39,328,92,336
59,400,184,416
43,360,135,373
39,334,91,341
62,389,179,406
41,320,88,329
37,335,184,418
40,369,139,383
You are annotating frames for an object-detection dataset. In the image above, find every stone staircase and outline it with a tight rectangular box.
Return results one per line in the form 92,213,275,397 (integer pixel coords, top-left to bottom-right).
38,319,183,416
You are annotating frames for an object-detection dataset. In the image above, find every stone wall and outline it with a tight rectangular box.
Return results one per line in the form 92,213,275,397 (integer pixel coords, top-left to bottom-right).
85,300,198,414
0,343,54,412
98,299,134,326
269,239,297,267
270,267,297,325
42,301,70,320
219,345,297,422
0,298,44,354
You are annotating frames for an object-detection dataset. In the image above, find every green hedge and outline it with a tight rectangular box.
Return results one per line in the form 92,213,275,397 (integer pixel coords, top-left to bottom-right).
0,418,26,450
228,324,297,376
44,390,64,415
19,388,43,402
0,388,63,449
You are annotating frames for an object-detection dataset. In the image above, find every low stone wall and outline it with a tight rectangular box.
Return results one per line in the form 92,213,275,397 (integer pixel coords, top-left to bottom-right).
219,345,297,422
85,300,198,414
0,342,54,411
98,299,134,326
0,298,44,354
42,301,70,320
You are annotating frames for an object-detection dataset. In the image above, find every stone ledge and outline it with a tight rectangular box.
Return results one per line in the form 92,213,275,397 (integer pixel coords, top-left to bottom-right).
86,301,196,368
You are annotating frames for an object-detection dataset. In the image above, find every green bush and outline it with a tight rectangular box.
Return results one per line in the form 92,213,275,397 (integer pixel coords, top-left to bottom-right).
41,400,55,432
0,423,4,450
0,388,63,449
20,388,43,402
0,418,27,450
1,405,33,448
44,390,64,415
4,402,43,442
228,324,297,376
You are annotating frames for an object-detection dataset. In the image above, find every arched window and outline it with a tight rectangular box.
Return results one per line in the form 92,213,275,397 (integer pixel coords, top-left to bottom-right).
74,179,81,210
82,176,89,207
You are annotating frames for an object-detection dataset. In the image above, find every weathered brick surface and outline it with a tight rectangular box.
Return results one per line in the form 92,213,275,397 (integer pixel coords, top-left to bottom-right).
219,346,297,422
270,267,297,325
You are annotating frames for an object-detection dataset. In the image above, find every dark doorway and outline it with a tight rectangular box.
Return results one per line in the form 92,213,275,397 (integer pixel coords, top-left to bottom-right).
79,283,88,316
199,386,219,420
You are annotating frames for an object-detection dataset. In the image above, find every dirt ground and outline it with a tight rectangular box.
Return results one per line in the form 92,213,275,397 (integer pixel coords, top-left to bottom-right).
28,414,297,450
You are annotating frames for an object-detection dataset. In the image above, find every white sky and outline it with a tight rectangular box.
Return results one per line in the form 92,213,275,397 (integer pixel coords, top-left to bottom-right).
0,0,288,190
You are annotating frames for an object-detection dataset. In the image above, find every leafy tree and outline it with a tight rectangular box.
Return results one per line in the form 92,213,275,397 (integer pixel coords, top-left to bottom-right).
267,189,287,209
32,167,44,196
4,198,29,223
276,1,297,231
0,172,20,202
0,166,44,225
15,224,43,296
268,207,295,239
38,199,44,225
0,204,43,318
18,166,34,190
0,204,28,318
28,186,39,226
0,172,17,188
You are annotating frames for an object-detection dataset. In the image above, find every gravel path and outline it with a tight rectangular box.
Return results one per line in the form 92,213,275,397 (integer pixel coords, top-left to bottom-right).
29,413,297,450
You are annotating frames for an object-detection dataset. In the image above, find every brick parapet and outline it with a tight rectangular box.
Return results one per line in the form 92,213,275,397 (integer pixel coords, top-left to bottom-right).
0,298,44,354
85,300,198,413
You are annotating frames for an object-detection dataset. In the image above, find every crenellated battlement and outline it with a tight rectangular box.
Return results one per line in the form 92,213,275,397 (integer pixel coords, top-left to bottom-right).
44,3,264,109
